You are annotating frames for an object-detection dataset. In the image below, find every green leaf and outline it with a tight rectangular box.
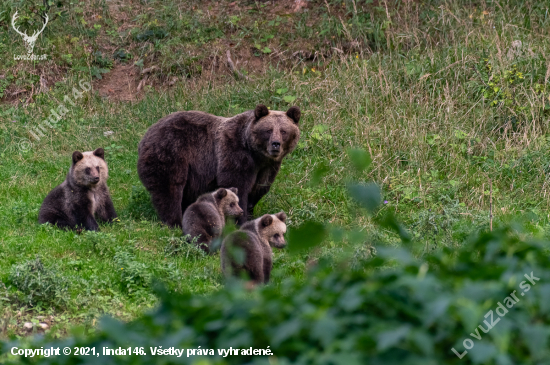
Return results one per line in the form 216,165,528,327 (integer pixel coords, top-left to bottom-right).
311,316,339,347
283,95,296,103
348,183,381,214
468,342,498,364
272,319,301,346
521,325,550,357
287,221,326,254
377,325,410,351
346,148,372,172
276,87,288,95
377,212,411,243
410,329,434,355
311,163,329,186
262,47,272,54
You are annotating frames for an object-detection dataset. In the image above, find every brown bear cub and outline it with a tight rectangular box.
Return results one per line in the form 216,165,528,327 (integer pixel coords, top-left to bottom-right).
182,187,243,252
38,148,117,231
137,104,300,227
221,211,287,285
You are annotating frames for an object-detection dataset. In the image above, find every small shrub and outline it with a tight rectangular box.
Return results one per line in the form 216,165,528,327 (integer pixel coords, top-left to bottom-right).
113,251,151,294
134,27,168,42
113,49,132,62
79,231,117,256
93,51,113,69
163,235,205,260
8,258,69,309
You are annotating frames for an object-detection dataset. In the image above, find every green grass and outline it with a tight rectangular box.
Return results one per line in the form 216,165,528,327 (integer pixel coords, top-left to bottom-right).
2,0,550,339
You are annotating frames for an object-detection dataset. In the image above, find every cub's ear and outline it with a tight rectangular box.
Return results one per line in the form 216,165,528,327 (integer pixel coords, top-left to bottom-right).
254,104,269,120
275,211,287,223
229,187,238,195
286,106,300,124
260,214,273,227
72,151,83,164
93,148,105,160
215,188,228,200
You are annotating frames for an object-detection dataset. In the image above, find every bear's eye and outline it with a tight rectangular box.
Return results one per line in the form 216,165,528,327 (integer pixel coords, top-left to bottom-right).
96,166,100,173
281,130,287,135
85,167,91,174
230,203,235,208
274,233,280,239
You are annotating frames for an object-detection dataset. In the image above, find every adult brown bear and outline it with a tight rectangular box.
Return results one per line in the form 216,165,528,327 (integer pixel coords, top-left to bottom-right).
137,104,300,227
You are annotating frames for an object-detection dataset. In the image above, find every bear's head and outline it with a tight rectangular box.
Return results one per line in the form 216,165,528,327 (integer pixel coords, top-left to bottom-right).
250,104,300,161
258,211,287,248
214,187,243,218
71,148,108,188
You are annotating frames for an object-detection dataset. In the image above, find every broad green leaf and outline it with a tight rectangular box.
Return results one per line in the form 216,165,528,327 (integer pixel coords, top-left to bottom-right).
311,163,329,186
287,221,326,254
348,183,381,214
346,148,372,172
377,325,411,351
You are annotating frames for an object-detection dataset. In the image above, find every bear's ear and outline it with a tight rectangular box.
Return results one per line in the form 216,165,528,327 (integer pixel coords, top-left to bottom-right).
254,104,269,120
93,148,105,160
215,188,228,200
286,106,300,124
229,187,238,195
72,151,84,164
260,214,273,228
275,211,287,223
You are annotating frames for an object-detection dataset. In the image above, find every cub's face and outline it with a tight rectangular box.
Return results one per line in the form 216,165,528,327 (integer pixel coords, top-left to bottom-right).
250,105,300,161
215,187,243,218
259,211,287,248
72,148,108,187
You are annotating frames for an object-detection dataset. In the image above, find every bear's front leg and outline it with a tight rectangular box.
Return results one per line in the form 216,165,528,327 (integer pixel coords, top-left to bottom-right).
71,204,99,231
262,256,272,284
236,194,249,226
97,194,118,223
247,165,280,219
84,214,99,231
218,154,256,226
149,184,185,228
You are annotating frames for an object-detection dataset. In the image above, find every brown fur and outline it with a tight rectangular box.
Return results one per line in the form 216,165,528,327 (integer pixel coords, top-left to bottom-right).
220,211,287,284
38,148,117,231
182,187,243,252
137,105,300,227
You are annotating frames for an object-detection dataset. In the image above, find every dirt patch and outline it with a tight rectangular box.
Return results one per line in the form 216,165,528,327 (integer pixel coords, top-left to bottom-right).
228,46,265,74
93,63,140,102
0,63,67,105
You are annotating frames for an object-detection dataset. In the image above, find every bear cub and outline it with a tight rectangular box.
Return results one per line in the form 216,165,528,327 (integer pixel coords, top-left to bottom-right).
38,148,117,231
182,187,243,252
221,211,287,284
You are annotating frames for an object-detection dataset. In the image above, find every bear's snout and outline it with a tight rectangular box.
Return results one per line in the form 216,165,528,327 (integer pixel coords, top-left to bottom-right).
227,204,244,218
91,176,100,183
269,141,281,156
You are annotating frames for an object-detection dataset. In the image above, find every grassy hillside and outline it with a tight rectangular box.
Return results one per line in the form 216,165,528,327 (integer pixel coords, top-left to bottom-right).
1,0,550,339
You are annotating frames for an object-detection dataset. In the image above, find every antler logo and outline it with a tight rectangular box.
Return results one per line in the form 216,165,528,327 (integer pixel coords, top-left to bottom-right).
12,11,48,55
